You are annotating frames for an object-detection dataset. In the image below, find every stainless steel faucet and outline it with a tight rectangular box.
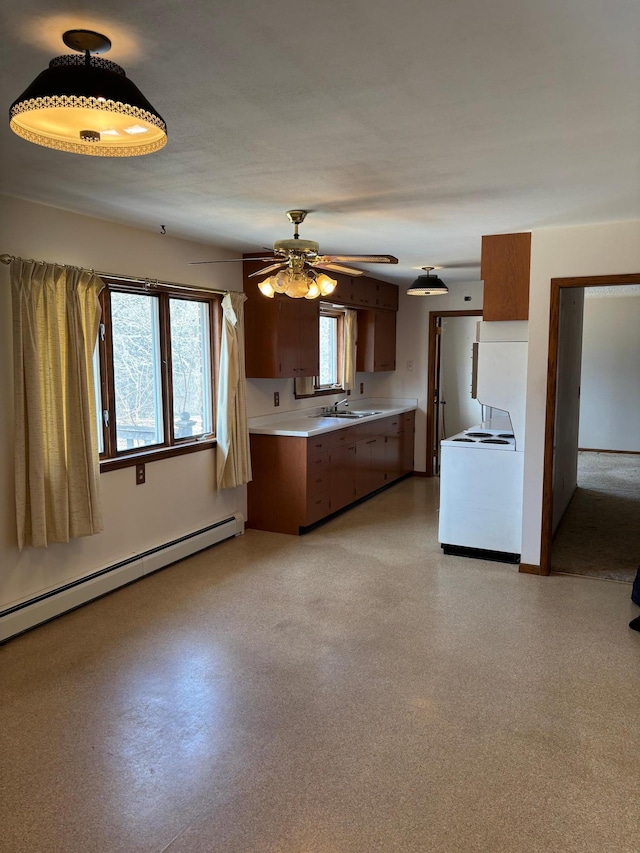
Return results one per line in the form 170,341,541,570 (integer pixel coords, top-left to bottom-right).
334,398,349,412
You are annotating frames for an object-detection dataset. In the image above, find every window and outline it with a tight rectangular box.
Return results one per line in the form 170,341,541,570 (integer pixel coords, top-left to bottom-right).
295,306,346,398
95,280,220,468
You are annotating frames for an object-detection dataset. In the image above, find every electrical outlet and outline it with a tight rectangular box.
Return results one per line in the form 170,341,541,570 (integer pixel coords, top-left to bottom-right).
274,391,280,407
359,382,364,394
407,360,414,371
136,463,145,485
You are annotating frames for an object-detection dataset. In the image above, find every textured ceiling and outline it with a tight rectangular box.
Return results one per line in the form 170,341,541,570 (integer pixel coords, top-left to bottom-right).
1,0,639,287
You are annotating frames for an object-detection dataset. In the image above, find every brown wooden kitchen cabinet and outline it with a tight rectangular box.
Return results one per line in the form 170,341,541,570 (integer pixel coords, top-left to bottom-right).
357,308,397,372
481,232,531,321
248,433,331,534
247,412,415,534
244,256,398,377
330,428,358,512
380,410,416,483
330,275,399,311
244,257,319,378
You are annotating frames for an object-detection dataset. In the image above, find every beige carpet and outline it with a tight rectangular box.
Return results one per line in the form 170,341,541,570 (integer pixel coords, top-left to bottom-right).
552,451,640,583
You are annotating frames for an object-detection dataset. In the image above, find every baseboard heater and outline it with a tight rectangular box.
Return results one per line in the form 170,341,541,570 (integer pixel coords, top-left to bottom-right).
0,514,244,643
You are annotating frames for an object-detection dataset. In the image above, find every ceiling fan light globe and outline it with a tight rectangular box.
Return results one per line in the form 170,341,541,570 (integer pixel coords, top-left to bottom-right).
286,276,311,298
305,281,320,299
257,277,275,298
273,271,289,292
316,273,337,296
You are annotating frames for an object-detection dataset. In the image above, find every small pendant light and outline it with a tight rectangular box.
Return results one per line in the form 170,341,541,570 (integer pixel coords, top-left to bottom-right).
407,266,449,296
9,29,167,157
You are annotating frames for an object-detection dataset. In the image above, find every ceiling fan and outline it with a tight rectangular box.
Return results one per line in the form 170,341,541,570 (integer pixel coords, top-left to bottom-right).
190,210,398,299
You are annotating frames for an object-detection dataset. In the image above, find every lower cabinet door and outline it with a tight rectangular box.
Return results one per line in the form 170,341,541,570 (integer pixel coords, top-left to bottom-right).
330,443,357,511
306,491,331,525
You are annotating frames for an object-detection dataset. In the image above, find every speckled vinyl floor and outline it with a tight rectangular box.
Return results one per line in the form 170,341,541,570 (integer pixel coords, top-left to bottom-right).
2,477,639,852
551,451,640,582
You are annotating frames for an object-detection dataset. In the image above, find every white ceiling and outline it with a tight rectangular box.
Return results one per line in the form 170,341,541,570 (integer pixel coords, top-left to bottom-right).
1,0,639,287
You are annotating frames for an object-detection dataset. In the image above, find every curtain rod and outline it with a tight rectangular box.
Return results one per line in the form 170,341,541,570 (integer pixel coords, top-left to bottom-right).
0,253,232,297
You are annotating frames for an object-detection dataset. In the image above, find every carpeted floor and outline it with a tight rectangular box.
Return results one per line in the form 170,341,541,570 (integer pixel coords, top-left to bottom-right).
551,451,640,582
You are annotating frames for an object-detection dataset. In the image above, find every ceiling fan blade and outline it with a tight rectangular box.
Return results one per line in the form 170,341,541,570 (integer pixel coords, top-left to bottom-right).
316,254,398,264
188,256,276,266
247,262,287,278
311,262,365,276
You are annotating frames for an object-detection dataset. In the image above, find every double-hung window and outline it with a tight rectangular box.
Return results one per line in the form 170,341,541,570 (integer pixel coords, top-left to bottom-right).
95,280,220,469
295,305,347,398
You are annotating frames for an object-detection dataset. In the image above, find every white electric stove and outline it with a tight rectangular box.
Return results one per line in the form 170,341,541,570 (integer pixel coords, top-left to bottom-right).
438,322,527,563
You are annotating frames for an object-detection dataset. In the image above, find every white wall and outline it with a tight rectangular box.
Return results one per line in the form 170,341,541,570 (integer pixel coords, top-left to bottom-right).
522,220,640,568
552,287,584,533
439,315,483,438
579,293,640,451
0,196,245,610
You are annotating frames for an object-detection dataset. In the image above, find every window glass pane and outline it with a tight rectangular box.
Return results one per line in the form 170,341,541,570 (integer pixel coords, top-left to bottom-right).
170,299,212,439
92,342,103,455
111,292,163,450
319,314,338,386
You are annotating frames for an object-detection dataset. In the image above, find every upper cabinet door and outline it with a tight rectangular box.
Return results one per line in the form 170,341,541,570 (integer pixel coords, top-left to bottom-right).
481,232,531,321
277,296,319,378
356,308,397,372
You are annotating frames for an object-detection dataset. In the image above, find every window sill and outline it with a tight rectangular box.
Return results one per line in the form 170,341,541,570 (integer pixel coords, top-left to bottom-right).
100,438,217,472
294,386,346,401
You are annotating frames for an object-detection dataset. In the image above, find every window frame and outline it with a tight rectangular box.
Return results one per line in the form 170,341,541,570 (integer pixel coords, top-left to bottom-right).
294,306,347,399
96,279,221,471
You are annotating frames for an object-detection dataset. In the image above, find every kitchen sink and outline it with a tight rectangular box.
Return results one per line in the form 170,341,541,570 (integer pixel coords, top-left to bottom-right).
308,410,383,419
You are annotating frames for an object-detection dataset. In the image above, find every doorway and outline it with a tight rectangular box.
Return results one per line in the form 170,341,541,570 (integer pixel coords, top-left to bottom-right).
540,273,640,576
426,310,482,476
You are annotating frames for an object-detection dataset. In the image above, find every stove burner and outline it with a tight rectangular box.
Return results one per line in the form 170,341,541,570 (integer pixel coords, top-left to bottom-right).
481,438,510,445
465,432,491,438
498,433,514,439
452,437,475,442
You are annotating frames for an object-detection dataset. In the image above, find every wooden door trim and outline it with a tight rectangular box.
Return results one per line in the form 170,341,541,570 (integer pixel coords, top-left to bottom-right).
425,309,483,477
539,272,640,575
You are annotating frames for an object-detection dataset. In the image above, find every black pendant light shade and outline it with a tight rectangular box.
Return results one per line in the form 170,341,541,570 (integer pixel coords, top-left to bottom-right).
407,266,449,296
9,30,167,157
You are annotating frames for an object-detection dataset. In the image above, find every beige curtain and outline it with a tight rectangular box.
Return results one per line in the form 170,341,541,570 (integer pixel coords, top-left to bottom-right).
216,291,252,490
295,376,315,396
11,259,105,549
343,309,357,392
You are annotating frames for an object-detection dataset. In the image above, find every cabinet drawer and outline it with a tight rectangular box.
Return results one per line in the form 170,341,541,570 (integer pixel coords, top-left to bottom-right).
306,491,330,525
308,450,330,473
307,436,331,457
307,469,330,496
330,426,359,449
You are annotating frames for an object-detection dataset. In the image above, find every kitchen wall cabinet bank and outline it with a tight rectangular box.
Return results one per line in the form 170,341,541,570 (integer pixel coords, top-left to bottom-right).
243,259,399,379
481,232,531,321
248,411,415,534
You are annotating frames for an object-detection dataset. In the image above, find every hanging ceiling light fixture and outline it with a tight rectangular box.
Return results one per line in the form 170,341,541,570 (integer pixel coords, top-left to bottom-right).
9,29,167,157
407,266,449,296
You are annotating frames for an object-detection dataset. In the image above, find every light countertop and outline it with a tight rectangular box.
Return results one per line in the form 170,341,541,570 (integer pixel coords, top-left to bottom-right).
248,398,418,437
